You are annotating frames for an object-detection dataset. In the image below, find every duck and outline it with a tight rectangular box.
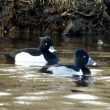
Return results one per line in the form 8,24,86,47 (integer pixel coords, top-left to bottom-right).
43,49,97,86
4,36,59,66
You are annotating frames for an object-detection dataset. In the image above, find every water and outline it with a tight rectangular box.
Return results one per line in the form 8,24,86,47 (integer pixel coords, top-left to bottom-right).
0,35,110,110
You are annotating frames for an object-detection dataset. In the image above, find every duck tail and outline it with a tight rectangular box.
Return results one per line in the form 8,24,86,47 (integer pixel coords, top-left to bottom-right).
4,53,15,64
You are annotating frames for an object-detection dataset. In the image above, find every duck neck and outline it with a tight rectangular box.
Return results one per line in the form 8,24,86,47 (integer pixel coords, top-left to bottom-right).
44,52,58,65
42,50,52,55
80,67,91,76
75,63,85,68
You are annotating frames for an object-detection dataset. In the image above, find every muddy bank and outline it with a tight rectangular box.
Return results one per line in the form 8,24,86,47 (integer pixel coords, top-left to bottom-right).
0,0,110,40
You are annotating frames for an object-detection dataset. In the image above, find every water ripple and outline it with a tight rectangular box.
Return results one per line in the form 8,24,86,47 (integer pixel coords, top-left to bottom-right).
82,100,109,106
0,92,11,96
15,95,48,101
64,93,99,100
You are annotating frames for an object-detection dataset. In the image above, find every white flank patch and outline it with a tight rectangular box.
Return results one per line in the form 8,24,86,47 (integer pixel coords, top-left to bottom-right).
47,66,83,76
82,101,109,106
15,96,48,101
64,94,99,100
15,52,47,66
0,92,11,96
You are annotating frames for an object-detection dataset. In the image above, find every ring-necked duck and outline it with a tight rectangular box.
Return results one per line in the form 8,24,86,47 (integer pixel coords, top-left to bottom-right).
4,36,59,66
44,49,96,86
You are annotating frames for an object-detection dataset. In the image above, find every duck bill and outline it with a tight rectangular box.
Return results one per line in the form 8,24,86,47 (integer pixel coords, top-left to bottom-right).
48,46,57,53
87,58,97,66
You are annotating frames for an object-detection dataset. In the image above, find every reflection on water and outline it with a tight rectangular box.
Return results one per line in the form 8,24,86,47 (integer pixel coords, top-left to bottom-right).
0,35,110,110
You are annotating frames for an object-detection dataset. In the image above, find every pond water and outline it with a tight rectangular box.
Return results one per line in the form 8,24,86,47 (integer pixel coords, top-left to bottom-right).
0,35,110,110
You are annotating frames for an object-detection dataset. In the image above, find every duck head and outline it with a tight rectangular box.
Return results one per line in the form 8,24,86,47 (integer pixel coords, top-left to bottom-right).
39,36,57,53
74,49,97,67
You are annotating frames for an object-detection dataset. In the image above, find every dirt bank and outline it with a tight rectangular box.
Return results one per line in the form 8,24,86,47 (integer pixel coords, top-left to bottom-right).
0,0,110,40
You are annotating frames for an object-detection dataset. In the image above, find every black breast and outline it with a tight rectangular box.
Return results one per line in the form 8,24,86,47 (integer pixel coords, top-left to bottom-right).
81,67,91,76
44,53,59,65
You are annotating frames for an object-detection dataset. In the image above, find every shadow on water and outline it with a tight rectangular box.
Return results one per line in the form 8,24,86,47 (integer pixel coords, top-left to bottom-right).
0,33,110,110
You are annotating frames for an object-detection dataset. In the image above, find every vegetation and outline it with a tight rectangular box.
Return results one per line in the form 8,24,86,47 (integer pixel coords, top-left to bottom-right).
0,0,110,40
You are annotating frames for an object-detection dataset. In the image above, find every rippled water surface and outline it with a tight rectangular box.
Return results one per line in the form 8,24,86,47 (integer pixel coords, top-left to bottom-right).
0,35,110,110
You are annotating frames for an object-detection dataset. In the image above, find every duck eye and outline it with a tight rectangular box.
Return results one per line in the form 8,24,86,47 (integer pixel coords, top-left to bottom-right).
45,43,48,45
83,55,86,58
